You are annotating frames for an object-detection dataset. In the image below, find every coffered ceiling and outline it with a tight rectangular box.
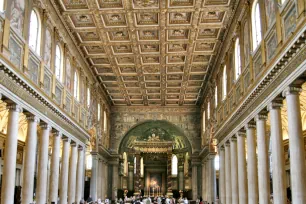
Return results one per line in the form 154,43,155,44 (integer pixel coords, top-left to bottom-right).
55,0,234,106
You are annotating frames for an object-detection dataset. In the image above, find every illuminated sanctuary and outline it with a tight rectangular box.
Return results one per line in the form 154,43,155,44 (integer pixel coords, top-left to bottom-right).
0,0,306,204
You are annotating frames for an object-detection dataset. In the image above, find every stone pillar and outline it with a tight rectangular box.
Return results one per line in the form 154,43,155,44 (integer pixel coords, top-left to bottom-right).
283,87,306,204
230,137,238,204
208,155,216,203
112,164,119,200
178,165,184,191
219,146,225,204
0,104,22,204
267,101,286,204
237,131,248,204
36,123,51,204
245,122,258,204
49,130,62,203
68,143,78,204
192,164,198,200
60,137,70,204
128,164,134,191
256,114,270,204
76,146,85,203
90,152,98,201
134,153,140,195
21,114,39,204
224,141,231,204
205,158,209,201
167,152,173,196
202,160,207,200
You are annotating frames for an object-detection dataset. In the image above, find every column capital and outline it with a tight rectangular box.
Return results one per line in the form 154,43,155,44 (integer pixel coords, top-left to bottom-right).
225,140,230,146
62,136,71,142
6,103,23,113
78,145,84,151
255,112,268,121
25,113,40,123
40,122,52,130
52,129,62,137
282,86,302,97
70,141,77,147
219,145,225,151
267,100,283,111
236,130,246,137
245,122,256,129
230,136,237,142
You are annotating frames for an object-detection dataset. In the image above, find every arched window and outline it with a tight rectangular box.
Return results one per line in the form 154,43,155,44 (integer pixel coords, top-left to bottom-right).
202,111,205,131
123,152,128,176
172,155,178,175
222,66,227,100
280,0,286,4
140,157,144,177
215,154,219,170
74,71,79,100
29,10,40,54
103,110,107,131
98,103,101,121
215,86,218,108
234,38,241,80
86,154,92,170
252,0,262,51
87,88,91,107
207,102,210,120
0,0,4,12
55,45,63,82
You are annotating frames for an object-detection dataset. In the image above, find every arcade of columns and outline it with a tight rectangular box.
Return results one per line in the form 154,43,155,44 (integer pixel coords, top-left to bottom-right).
0,96,86,204
214,84,306,204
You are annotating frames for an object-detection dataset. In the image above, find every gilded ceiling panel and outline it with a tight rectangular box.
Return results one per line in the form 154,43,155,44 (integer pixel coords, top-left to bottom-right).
55,0,234,106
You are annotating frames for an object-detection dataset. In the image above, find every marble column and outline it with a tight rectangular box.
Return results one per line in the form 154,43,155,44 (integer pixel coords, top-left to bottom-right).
230,137,238,204
267,101,286,204
225,141,231,204
112,164,119,200
97,160,103,199
283,86,306,203
246,122,258,204
167,153,173,196
134,153,140,195
0,104,22,204
128,164,134,191
76,146,85,203
202,161,207,200
219,146,225,204
178,165,184,191
36,123,51,204
208,155,216,203
90,152,98,201
237,131,248,204
68,143,78,204
49,130,62,203
192,164,198,200
21,114,39,204
205,158,209,201
60,137,70,204
256,114,270,204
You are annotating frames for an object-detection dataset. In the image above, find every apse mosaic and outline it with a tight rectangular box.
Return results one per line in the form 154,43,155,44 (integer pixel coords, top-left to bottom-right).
56,0,233,106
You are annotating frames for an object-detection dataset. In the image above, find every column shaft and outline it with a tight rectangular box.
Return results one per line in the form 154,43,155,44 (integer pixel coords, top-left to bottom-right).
268,102,286,204
112,164,119,200
246,124,259,204
90,153,98,201
202,162,206,200
60,138,70,204
208,156,216,203
256,115,270,204
21,115,39,204
237,134,248,204
219,147,225,204
0,104,22,204
49,131,61,202
68,144,78,204
225,143,231,204
230,138,238,204
192,164,198,200
284,87,306,203
76,147,85,203
36,123,51,204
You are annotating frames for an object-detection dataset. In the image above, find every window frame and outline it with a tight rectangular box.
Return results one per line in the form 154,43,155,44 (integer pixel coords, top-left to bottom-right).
73,70,79,100
55,44,63,82
28,9,41,54
251,0,262,51
222,65,227,100
171,155,178,176
234,38,241,80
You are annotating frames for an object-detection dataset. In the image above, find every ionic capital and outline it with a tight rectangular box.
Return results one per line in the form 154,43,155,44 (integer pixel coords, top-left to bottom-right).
25,113,40,123
282,86,302,97
7,103,23,113
230,136,237,142
236,130,246,137
52,129,62,137
62,136,70,142
225,140,230,146
255,113,268,121
267,100,283,111
245,122,256,129
40,122,52,130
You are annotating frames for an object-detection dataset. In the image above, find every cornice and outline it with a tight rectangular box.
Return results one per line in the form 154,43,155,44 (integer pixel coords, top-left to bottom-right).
216,28,306,145
111,105,200,113
0,61,89,143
